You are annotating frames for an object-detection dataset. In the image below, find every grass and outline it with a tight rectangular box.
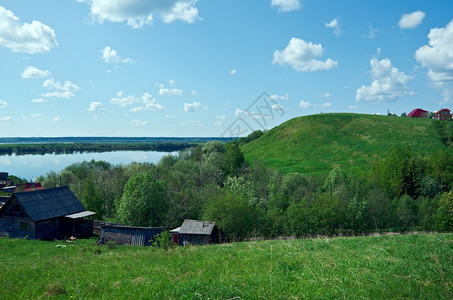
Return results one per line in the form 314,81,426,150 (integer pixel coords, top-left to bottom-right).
0,233,452,299
241,113,447,175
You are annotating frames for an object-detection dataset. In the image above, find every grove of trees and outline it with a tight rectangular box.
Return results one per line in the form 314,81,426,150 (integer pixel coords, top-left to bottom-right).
36,140,453,241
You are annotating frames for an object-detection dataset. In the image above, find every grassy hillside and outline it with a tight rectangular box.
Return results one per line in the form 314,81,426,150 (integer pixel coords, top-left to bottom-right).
0,234,451,299
241,113,447,175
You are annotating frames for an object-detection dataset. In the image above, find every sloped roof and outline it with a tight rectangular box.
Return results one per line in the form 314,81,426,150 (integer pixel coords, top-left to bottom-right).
407,108,428,117
14,186,86,222
178,219,216,235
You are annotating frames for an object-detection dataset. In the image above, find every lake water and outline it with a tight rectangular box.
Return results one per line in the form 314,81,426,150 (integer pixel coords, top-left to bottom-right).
0,151,176,181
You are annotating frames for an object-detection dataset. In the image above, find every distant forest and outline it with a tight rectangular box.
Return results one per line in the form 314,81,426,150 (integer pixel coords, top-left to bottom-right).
0,137,236,155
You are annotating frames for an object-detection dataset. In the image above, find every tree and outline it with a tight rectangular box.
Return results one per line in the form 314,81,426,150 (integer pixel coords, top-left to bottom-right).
393,194,417,231
80,174,104,218
434,191,453,231
203,189,256,241
222,142,245,177
117,172,168,227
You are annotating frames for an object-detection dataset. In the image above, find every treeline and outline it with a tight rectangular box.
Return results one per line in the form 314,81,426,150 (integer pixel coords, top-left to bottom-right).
0,142,196,156
35,141,453,241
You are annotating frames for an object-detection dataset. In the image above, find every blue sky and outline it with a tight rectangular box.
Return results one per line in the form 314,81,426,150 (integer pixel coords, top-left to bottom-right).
0,0,452,137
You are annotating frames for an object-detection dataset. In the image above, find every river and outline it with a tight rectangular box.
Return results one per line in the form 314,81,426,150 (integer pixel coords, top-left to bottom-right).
0,151,176,181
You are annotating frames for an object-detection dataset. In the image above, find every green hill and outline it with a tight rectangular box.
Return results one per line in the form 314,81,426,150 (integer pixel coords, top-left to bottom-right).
241,113,447,175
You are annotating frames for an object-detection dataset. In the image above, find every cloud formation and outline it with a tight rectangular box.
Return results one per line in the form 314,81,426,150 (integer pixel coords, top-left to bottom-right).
42,78,79,99
0,6,58,54
88,102,106,111
84,0,200,28
414,19,453,103
356,57,414,102
110,91,165,111
273,38,338,72
325,18,342,37
184,101,202,112
22,66,51,79
399,11,425,29
101,46,134,64
0,99,7,108
271,0,301,12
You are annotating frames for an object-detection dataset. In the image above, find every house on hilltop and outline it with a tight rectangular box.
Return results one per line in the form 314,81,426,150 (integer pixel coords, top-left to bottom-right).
170,219,219,246
434,108,451,121
407,108,428,118
0,186,95,239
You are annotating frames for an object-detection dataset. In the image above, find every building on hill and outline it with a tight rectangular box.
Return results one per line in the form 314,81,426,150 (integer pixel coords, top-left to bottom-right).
170,219,219,246
434,108,451,121
0,186,95,239
407,108,429,118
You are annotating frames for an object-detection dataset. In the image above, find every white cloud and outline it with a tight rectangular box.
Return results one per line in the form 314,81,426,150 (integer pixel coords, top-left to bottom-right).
349,105,359,109
43,78,79,92
52,117,62,122
366,23,378,39
271,0,301,12
159,87,183,96
110,91,137,107
299,100,332,109
31,98,48,103
0,99,7,108
88,101,105,112
101,46,134,64
269,93,288,101
229,69,237,75
42,78,79,99
191,90,198,95
166,114,176,119
84,0,200,28
184,101,202,112
414,20,453,103
273,37,338,72
272,103,285,111
21,66,51,79
216,115,227,120
356,57,414,102
111,91,165,110
143,93,165,111
0,116,12,122
0,6,58,54
181,120,202,126
399,11,425,29
325,18,342,37
131,119,148,126
235,108,245,116
323,92,332,98
130,107,145,113
299,100,314,108
214,121,222,127
41,91,76,99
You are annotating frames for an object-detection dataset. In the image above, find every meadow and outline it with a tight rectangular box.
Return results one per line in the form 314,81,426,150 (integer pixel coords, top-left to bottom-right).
0,233,452,299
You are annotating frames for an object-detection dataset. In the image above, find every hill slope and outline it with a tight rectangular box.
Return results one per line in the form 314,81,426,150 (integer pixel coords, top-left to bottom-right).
241,113,447,175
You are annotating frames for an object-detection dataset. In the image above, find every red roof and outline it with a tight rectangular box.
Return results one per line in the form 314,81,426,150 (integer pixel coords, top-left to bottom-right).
407,108,428,118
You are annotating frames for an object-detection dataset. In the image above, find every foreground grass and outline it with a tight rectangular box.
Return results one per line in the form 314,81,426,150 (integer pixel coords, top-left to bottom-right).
0,233,452,299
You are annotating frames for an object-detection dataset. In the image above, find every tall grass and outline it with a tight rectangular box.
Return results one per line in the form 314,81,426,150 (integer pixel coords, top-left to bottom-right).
0,233,452,299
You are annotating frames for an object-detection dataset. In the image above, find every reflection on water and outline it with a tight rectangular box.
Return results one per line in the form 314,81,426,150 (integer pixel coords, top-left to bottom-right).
0,151,175,181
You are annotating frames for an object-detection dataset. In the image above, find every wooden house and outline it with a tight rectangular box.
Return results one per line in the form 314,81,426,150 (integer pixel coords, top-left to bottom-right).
434,108,451,121
170,219,219,246
97,224,163,246
0,186,95,239
407,108,428,118
0,172,12,188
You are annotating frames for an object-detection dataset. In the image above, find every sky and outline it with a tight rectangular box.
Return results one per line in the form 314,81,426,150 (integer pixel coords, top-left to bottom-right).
0,0,453,137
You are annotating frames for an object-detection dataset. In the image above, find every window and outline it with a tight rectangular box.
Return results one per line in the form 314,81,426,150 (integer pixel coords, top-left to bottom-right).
20,222,30,232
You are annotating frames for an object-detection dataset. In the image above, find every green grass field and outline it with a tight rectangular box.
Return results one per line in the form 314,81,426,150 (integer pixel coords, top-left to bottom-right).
0,233,452,299
241,113,447,175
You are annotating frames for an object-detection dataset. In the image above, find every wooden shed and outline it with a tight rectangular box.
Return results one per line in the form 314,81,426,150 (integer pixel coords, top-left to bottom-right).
97,224,163,246
0,186,95,239
170,219,219,246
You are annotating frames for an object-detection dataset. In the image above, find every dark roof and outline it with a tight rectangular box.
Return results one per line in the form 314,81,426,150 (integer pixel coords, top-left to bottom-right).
0,172,8,180
177,219,216,235
407,108,428,117
14,186,86,222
